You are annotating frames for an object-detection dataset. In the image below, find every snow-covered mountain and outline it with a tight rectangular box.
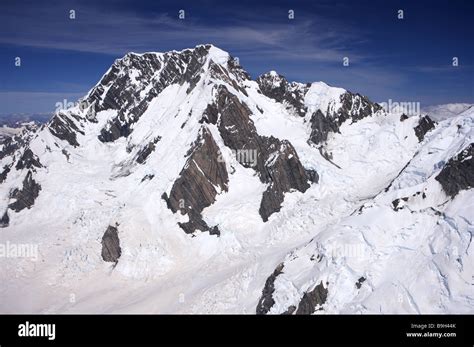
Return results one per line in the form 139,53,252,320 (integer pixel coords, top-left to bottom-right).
0,126,21,143
0,122,40,142
0,113,51,128
422,103,473,122
0,44,472,314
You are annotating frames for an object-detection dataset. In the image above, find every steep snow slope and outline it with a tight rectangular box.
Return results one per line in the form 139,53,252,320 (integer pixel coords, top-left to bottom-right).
258,108,474,314
0,44,472,314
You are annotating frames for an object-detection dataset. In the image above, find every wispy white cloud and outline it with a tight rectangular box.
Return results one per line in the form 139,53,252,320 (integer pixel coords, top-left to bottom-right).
0,1,364,63
410,64,473,73
4,0,468,108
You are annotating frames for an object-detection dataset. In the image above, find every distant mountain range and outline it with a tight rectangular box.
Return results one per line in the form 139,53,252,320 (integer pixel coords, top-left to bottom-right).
0,113,52,128
421,103,473,122
2,104,471,129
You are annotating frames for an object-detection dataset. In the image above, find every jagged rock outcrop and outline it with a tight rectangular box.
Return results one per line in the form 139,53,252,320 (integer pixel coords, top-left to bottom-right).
213,86,314,222
295,281,328,314
305,169,319,184
0,126,42,175
94,46,215,143
355,277,366,289
256,263,284,314
8,171,42,212
390,190,427,212
163,127,228,235
339,92,381,122
414,115,436,142
259,142,311,221
391,197,409,211
140,174,154,182
0,134,25,160
136,136,161,164
309,109,340,144
308,92,381,146
101,225,122,263
0,210,9,227
208,60,250,96
256,264,328,314
48,113,84,147
435,143,474,197
400,113,409,121
15,148,42,170
0,165,11,184
256,72,307,117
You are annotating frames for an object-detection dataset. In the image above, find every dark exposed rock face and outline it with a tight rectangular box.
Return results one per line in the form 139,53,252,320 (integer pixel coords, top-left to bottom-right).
61,149,70,161
0,165,11,184
215,87,267,172
226,56,252,84
339,92,381,122
213,86,314,222
256,263,284,314
8,171,42,212
414,115,436,142
391,196,409,211
208,60,250,96
400,113,409,121
308,91,381,147
309,109,340,144
0,210,9,228
392,198,403,211
259,142,310,222
0,139,18,160
282,306,297,315
98,115,135,142
48,113,84,147
355,277,366,289
435,143,474,197
200,103,219,125
305,169,319,184
94,45,215,143
166,84,315,227
256,72,307,117
101,225,121,263
257,264,328,314
308,92,381,146
1,131,39,184
295,281,328,314
15,149,42,170
0,134,26,161
163,127,228,235
175,210,220,236
141,174,155,182
136,136,161,164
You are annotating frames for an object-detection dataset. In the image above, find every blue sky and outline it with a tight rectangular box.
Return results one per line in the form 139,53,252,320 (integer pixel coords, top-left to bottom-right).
0,0,472,114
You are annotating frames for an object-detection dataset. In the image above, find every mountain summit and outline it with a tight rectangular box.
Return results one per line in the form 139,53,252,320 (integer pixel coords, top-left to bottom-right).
0,44,472,314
